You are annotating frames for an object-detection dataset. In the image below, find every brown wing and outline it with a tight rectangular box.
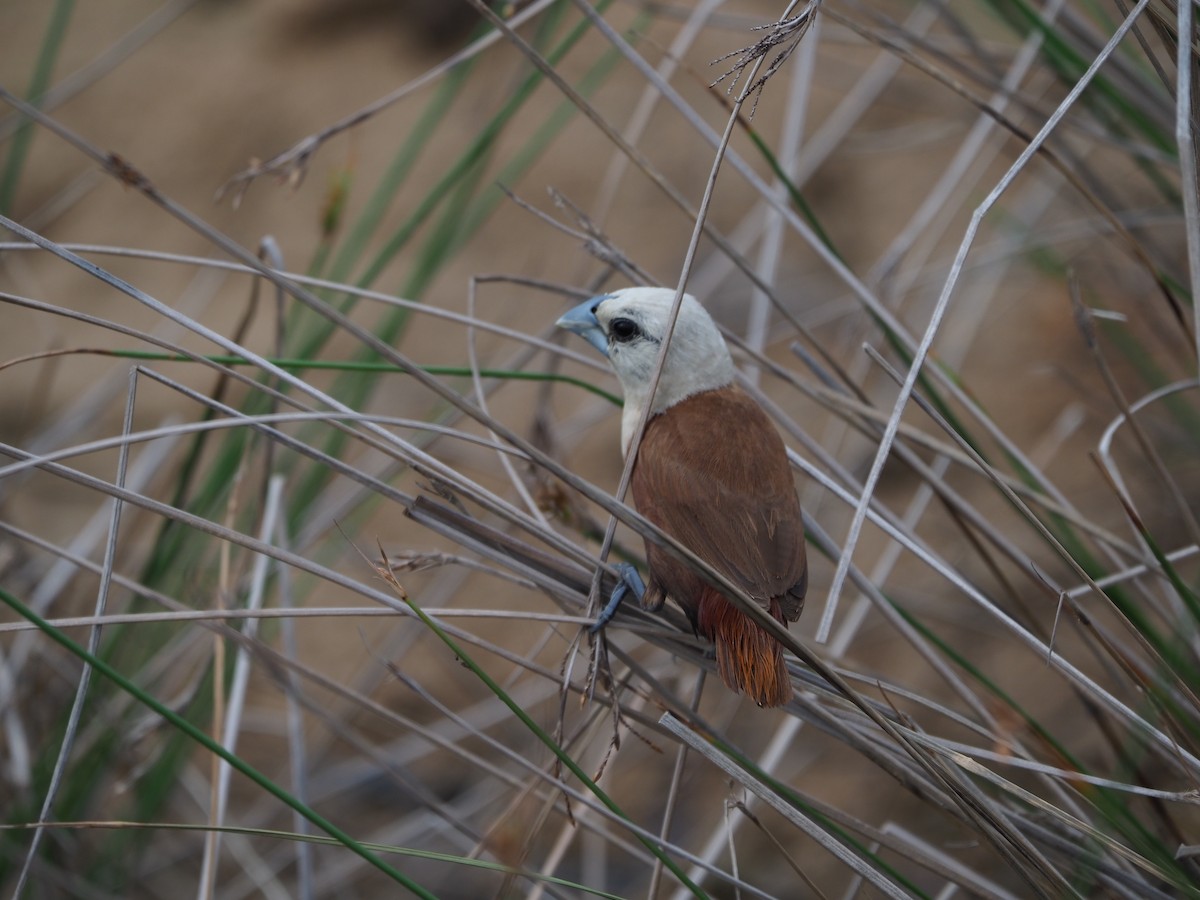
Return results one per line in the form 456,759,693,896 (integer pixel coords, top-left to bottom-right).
630,386,807,625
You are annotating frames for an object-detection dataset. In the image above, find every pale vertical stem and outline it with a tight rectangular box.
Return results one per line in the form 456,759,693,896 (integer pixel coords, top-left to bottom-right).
10,366,139,900
0,414,180,793
1176,0,1200,370
526,693,650,900
198,475,287,900
870,0,1068,285
745,14,820,387
646,671,705,900
275,520,314,900
590,0,724,229
467,277,549,525
666,704,814,900
821,0,1155,638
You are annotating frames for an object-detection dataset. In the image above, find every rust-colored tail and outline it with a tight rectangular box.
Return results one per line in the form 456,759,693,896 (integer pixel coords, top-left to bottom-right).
696,593,792,707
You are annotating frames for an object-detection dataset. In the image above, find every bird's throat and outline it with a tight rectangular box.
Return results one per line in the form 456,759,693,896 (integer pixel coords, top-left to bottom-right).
620,400,648,457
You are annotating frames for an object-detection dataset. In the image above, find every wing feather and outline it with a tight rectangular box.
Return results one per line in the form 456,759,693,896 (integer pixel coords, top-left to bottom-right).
630,387,807,623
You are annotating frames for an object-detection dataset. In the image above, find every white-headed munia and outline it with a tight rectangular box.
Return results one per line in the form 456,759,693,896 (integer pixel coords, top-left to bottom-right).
558,287,807,707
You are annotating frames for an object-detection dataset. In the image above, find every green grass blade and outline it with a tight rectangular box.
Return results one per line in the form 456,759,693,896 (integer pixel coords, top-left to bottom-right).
377,560,712,899
0,0,76,215
0,587,439,897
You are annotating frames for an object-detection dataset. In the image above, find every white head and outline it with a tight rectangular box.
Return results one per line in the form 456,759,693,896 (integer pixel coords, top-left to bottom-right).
556,287,735,453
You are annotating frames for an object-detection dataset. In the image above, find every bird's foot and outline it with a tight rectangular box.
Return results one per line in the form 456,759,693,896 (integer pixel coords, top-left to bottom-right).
589,563,645,634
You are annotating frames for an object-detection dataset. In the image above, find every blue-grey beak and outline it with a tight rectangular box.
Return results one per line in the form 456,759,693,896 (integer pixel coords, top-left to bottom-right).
556,297,610,358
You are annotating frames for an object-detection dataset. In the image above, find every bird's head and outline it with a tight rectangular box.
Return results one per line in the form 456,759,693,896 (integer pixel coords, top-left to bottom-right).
557,287,735,448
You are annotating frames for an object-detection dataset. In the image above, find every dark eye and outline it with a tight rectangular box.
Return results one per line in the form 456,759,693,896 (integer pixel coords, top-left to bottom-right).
610,317,640,342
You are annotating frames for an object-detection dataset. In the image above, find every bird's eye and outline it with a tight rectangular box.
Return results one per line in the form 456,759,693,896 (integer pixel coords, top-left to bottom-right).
610,318,640,342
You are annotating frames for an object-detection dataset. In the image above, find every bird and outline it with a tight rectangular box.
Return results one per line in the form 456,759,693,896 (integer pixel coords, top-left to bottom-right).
557,287,807,707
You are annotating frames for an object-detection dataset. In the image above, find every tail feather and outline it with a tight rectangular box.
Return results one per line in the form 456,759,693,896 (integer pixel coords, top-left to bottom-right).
697,593,791,707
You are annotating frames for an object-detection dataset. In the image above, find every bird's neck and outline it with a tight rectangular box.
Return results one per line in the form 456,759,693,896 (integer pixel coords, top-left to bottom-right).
620,402,645,457
620,380,734,456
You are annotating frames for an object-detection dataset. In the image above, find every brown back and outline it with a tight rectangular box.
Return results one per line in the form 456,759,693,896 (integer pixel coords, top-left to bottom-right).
630,386,807,628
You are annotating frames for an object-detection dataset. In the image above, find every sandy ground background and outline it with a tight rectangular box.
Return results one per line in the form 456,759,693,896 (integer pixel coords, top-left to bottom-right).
0,0,1106,558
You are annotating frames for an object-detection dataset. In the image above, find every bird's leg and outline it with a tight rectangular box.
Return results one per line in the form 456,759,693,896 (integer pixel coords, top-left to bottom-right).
589,563,645,633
